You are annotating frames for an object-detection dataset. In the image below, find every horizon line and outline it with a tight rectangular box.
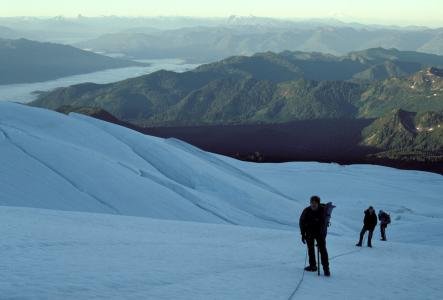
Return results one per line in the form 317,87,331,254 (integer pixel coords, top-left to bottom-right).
0,15,442,29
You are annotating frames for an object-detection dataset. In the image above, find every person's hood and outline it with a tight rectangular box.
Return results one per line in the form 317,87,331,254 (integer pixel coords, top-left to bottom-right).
365,209,374,215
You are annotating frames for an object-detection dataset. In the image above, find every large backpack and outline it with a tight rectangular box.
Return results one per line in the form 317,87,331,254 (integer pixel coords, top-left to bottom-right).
379,211,391,224
321,202,336,238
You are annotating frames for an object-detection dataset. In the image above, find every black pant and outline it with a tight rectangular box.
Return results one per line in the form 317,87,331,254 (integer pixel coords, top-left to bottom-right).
306,235,329,270
380,224,387,240
358,226,374,246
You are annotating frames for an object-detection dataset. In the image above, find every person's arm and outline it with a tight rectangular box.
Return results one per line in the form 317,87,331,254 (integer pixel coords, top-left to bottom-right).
372,214,378,228
299,208,307,243
299,208,306,235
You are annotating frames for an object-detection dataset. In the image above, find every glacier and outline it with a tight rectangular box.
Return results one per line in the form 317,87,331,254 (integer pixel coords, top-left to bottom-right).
0,102,442,299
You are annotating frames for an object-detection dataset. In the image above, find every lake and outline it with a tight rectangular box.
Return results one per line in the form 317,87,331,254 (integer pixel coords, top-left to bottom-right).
0,59,201,103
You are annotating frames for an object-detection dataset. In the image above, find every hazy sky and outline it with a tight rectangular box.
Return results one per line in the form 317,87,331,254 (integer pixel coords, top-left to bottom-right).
1,0,443,27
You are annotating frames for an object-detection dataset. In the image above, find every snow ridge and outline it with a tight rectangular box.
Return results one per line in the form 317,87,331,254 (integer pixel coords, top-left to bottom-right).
0,102,300,228
0,125,121,214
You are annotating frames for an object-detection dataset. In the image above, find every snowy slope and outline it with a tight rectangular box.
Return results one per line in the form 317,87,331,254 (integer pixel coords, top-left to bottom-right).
0,102,299,228
1,207,442,300
236,161,443,246
1,102,443,299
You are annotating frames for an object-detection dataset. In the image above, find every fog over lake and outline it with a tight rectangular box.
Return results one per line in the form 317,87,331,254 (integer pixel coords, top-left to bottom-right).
0,59,201,103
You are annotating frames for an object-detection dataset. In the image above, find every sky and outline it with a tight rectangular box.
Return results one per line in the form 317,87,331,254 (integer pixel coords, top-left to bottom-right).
1,0,442,27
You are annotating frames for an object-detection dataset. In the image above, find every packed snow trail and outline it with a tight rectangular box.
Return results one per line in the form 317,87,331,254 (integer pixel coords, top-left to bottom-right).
286,239,366,300
286,249,308,300
1,207,443,300
1,102,443,299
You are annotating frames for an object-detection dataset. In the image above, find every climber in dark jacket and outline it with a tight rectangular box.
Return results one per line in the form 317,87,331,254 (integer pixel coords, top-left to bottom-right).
299,196,330,276
356,206,378,247
378,210,391,241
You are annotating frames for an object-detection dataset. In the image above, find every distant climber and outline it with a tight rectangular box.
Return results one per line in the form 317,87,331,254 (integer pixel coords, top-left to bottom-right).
378,210,391,241
299,196,331,276
356,206,377,248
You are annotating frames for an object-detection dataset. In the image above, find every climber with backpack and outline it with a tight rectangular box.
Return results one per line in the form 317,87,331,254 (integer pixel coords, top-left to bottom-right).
356,206,377,248
299,196,335,277
378,210,391,241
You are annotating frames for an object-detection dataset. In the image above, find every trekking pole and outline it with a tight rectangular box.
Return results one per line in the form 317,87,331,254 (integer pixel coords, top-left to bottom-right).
317,244,320,276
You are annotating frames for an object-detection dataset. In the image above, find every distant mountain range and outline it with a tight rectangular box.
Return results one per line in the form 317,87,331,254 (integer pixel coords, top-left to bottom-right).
1,16,440,45
32,48,443,125
31,48,443,172
0,38,144,85
0,26,16,39
75,26,443,61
